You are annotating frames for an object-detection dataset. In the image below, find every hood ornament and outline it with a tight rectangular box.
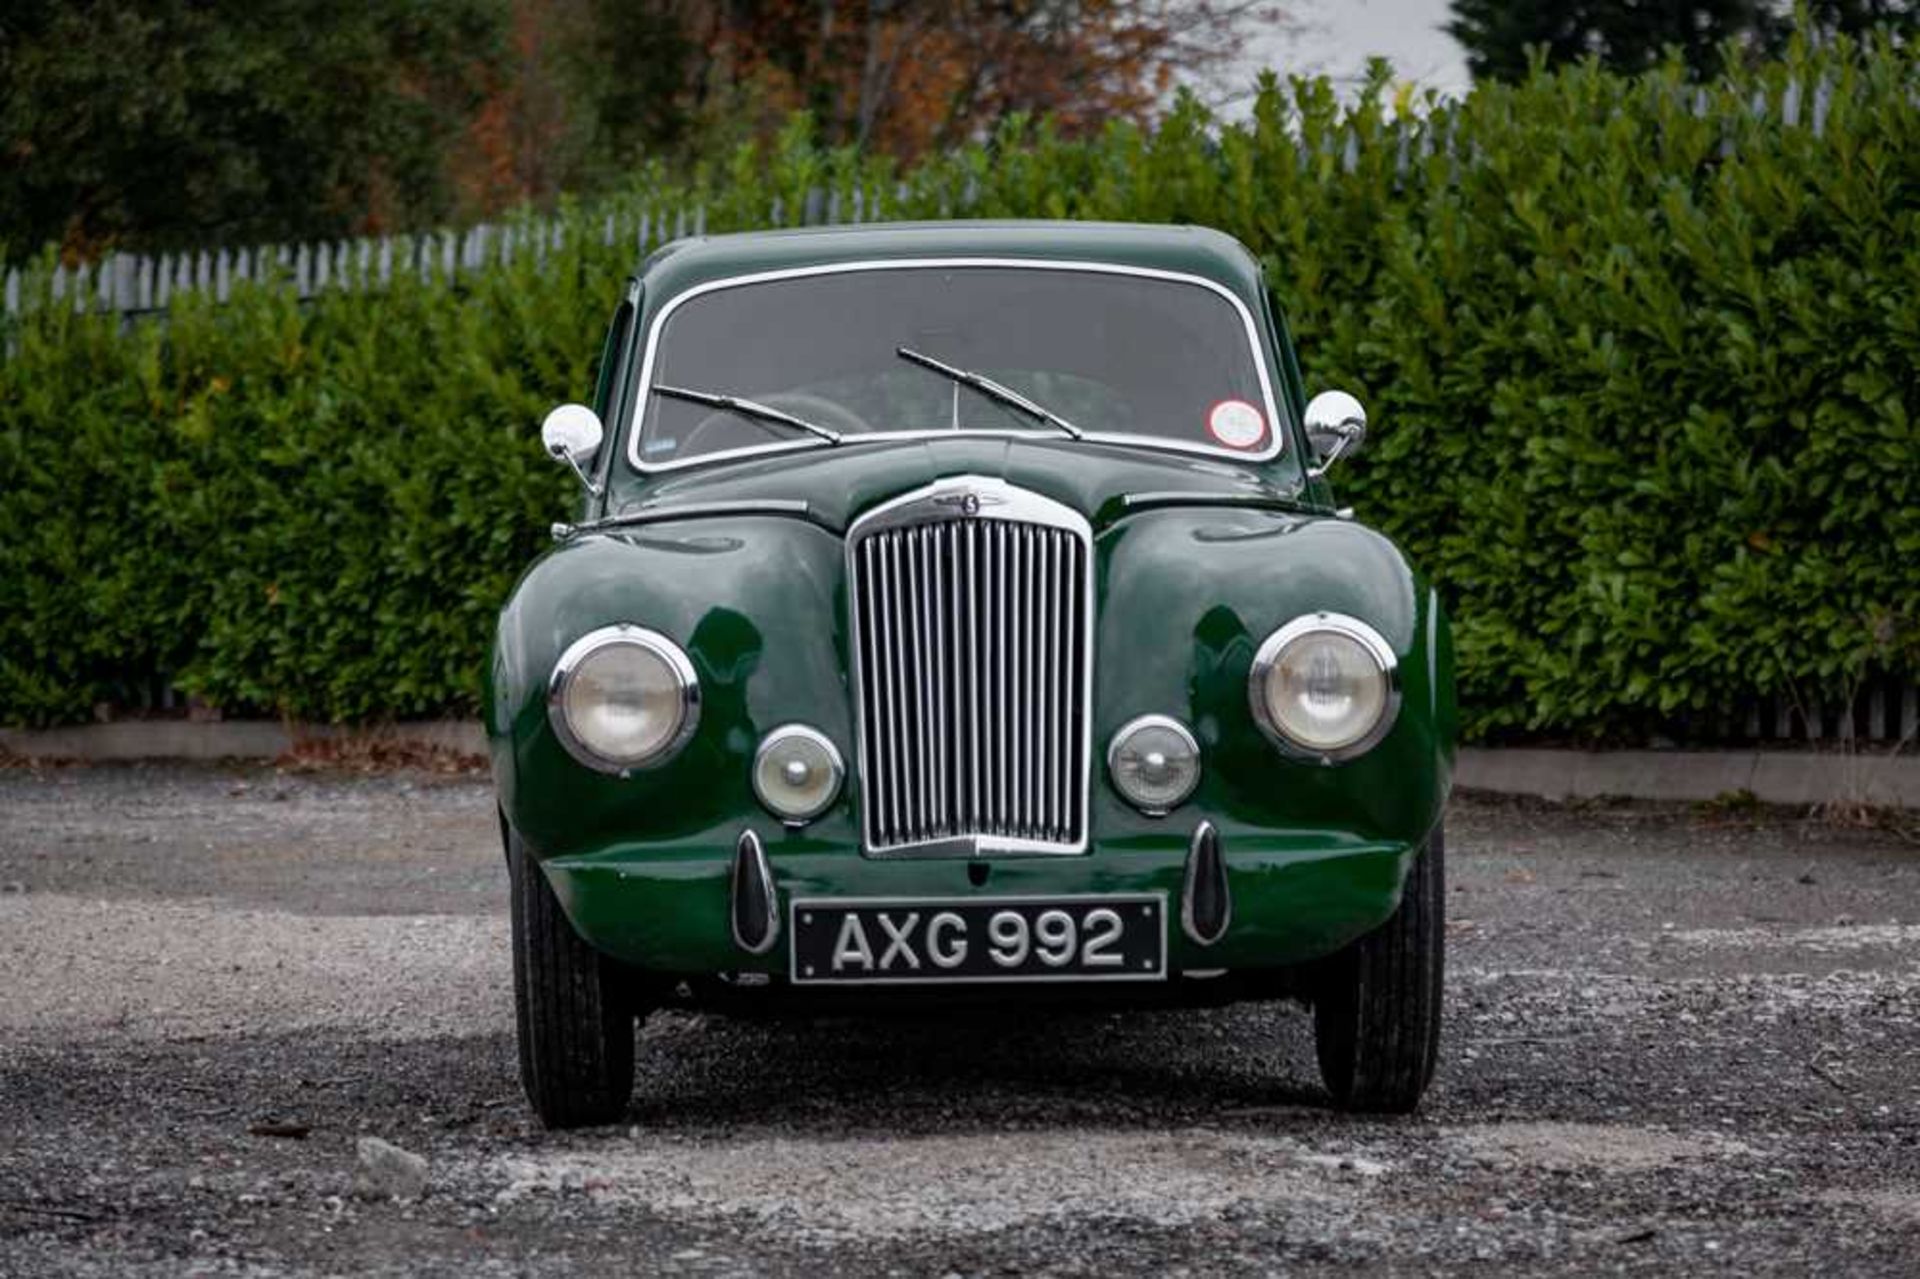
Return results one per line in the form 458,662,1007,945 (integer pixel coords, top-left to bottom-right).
931,490,1004,517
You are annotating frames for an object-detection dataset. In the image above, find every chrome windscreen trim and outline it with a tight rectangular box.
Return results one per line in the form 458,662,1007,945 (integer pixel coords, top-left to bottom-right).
624,258,1289,474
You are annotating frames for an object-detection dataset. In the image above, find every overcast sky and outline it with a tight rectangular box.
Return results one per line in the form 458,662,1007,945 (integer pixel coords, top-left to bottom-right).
1240,0,1473,99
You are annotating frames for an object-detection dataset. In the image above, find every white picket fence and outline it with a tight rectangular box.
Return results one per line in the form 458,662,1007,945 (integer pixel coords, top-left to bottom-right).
1,186,916,318
1,202,705,319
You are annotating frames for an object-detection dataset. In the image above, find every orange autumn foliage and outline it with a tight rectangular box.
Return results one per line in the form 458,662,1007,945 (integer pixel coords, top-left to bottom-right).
452,0,1283,211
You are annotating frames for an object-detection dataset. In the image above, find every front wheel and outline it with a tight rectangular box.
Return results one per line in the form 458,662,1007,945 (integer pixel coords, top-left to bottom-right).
1312,823,1445,1113
508,823,636,1128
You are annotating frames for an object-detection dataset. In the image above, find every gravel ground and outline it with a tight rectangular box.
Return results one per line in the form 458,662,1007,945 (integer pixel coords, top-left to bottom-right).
1,763,1916,1275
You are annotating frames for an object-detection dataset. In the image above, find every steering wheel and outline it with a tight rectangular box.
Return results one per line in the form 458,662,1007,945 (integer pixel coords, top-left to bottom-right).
679,391,875,457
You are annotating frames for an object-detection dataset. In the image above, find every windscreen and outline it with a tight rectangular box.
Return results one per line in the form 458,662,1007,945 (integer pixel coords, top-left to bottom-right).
633,265,1276,466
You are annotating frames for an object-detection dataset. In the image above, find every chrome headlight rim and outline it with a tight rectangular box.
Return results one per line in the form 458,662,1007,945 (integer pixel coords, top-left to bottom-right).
751,723,846,825
547,624,700,774
1248,612,1400,764
1106,713,1203,816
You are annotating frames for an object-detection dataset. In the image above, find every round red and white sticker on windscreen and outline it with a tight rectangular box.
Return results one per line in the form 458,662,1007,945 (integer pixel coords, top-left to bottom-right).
1206,398,1266,449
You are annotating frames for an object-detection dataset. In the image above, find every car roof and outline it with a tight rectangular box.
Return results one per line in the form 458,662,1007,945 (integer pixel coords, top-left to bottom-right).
635,220,1268,307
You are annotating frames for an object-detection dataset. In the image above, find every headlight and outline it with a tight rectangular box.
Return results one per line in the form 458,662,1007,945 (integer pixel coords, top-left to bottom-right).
753,725,844,824
1249,613,1398,762
1107,714,1201,815
548,625,699,773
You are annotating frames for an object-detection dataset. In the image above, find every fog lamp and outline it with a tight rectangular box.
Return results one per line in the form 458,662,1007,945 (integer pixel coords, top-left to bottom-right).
1107,714,1201,815
753,725,844,824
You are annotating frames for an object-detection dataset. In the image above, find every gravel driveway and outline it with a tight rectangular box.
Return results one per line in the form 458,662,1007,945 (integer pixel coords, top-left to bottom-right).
1,763,1916,1275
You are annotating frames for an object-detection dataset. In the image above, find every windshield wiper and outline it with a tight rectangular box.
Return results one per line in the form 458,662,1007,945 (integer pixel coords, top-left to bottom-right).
653,384,841,445
895,347,1085,441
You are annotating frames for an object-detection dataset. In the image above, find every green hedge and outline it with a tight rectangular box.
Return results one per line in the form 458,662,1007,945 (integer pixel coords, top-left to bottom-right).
3,33,1916,739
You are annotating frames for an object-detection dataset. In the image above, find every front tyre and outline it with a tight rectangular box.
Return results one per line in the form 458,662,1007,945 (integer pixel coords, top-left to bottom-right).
1312,824,1445,1113
508,823,635,1128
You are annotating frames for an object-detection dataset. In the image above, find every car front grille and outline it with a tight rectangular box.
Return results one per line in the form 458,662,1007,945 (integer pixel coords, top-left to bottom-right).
850,487,1091,854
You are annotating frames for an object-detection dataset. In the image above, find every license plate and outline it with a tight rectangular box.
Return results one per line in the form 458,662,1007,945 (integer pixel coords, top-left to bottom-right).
789,894,1166,985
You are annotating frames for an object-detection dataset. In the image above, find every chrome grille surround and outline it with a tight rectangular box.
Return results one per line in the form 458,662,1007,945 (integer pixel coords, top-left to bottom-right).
848,476,1094,857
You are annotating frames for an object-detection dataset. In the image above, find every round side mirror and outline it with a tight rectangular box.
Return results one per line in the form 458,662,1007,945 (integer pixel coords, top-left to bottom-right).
1303,390,1367,476
541,403,604,464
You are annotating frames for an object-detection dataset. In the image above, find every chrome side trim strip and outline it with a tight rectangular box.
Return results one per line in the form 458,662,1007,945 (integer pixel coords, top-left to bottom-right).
625,257,1288,474
555,499,813,539
1118,490,1301,514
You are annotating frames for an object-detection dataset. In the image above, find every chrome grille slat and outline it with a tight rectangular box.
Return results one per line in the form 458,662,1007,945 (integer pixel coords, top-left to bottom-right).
1008,527,1022,834
964,522,979,828
1020,528,1035,835
1070,543,1084,831
1067,541,1082,833
921,528,941,835
905,530,926,839
1040,532,1055,836
998,522,1010,834
884,538,908,834
862,542,886,835
931,526,948,833
1030,532,1041,837
851,492,1089,854
1012,528,1025,835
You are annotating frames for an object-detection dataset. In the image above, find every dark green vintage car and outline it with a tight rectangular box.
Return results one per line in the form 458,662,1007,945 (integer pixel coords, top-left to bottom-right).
490,221,1455,1128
